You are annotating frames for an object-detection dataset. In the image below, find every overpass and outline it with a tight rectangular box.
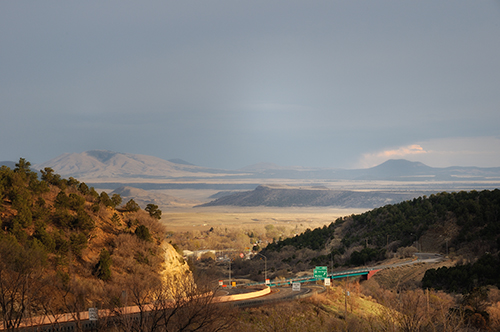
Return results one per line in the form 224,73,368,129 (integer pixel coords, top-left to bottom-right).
244,252,444,287
246,266,381,287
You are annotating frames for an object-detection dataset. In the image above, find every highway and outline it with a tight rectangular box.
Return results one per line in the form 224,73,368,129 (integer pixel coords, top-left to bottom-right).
232,252,445,307
245,252,445,287
229,285,324,308
2,253,444,331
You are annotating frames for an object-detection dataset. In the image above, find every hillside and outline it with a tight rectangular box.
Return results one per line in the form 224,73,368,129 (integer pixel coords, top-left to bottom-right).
0,159,191,329
258,189,500,281
197,184,430,209
3,159,500,331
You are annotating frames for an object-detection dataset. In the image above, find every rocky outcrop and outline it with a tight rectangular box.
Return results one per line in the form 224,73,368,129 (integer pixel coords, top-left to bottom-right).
159,241,192,284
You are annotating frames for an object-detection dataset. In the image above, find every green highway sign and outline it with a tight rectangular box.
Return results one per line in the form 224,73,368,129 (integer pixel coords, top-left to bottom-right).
313,266,328,278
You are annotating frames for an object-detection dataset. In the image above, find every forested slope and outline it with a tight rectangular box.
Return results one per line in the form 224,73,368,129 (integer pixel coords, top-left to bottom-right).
0,159,191,330
249,188,500,332
262,189,500,277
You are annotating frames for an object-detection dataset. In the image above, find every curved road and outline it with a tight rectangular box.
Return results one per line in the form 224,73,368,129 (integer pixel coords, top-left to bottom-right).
230,285,323,308
234,252,445,306
372,252,444,270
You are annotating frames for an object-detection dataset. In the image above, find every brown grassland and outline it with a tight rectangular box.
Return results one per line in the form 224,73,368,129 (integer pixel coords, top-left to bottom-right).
161,206,368,232
159,206,368,253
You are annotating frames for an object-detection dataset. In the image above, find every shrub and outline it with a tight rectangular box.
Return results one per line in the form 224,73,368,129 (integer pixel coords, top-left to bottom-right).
54,191,70,209
68,193,85,210
135,225,152,242
124,199,140,212
69,233,88,257
145,204,161,220
94,248,112,281
73,210,95,233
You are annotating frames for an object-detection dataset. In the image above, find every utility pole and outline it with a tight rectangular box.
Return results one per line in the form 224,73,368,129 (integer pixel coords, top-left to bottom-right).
331,250,333,272
344,277,348,331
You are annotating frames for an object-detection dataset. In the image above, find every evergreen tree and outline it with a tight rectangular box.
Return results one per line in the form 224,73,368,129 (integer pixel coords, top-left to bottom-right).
135,225,152,242
40,167,62,186
145,203,161,219
111,193,122,208
77,182,90,195
55,190,70,209
14,158,31,178
94,248,112,281
124,199,140,212
99,191,113,207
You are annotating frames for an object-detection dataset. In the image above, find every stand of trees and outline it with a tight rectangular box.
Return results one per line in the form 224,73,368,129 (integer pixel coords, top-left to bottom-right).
262,189,500,272
423,253,500,293
342,190,500,253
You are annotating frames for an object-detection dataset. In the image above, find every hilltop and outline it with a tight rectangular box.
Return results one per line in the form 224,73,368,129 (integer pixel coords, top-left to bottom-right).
197,184,430,209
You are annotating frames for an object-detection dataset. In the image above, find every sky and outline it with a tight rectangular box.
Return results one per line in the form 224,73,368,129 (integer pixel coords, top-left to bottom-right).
1,1,500,170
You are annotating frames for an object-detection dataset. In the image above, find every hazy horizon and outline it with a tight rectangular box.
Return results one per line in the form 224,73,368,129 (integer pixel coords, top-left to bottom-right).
2,1,500,169
2,149,498,172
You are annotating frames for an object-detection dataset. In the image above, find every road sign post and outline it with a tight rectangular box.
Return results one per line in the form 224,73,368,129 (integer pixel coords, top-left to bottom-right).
88,308,98,321
292,282,301,291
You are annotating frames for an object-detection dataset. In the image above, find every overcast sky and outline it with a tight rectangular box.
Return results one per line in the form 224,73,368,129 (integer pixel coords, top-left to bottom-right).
1,1,500,169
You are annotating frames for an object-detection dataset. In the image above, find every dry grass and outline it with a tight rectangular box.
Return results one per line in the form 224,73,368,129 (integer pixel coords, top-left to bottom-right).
160,206,367,252
160,206,367,232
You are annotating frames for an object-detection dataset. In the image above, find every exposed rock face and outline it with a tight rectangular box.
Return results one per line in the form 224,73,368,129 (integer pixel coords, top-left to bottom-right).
160,241,192,283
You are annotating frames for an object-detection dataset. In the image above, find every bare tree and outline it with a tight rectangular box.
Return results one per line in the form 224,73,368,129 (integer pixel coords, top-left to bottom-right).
113,270,236,332
0,238,46,331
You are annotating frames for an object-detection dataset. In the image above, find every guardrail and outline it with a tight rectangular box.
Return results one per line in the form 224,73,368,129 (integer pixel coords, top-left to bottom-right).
215,285,271,302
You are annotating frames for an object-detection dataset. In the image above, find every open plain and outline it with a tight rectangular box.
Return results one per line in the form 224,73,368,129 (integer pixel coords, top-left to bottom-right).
160,206,368,233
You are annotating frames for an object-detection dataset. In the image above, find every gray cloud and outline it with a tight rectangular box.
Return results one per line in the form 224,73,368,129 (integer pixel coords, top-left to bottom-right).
1,1,500,168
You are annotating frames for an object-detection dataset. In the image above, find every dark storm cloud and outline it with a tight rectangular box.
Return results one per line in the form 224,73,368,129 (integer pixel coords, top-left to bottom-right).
1,1,500,168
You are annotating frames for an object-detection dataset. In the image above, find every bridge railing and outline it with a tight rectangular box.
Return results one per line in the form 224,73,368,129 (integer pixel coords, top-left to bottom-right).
245,266,378,287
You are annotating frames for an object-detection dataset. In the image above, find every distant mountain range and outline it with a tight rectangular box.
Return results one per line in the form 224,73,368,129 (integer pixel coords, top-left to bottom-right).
31,150,240,180
2,150,500,182
3,151,500,208
240,159,500,181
